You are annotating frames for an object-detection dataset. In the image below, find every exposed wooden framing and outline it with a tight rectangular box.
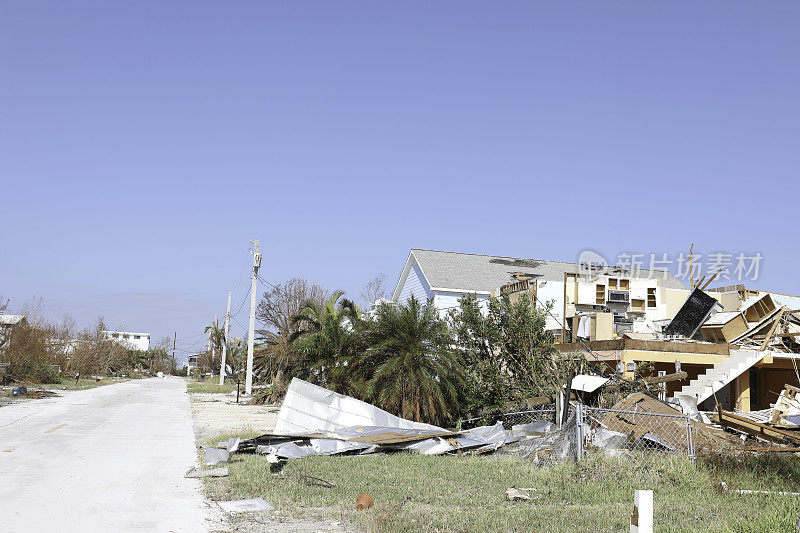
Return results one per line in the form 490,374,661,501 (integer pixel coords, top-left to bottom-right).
760,307,787,351
730,305,785,344
711,409,800,446
556,338,730,355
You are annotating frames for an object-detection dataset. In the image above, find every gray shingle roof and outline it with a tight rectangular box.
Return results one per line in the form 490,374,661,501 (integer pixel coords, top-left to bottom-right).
411,249,687,292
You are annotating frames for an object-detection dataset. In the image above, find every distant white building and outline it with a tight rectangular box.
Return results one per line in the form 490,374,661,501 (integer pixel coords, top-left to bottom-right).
186,354,199,375
102,330,150,352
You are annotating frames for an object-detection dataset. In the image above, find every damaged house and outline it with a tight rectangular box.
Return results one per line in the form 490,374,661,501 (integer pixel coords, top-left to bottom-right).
392,249,800,416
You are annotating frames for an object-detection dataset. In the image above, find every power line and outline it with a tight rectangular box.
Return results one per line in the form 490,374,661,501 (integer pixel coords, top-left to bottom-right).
229,284,251,319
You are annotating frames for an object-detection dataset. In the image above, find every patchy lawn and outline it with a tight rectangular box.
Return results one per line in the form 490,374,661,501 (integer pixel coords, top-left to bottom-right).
201,442,800,532
51,378,121,391
187,379,237,394
0,378,121,400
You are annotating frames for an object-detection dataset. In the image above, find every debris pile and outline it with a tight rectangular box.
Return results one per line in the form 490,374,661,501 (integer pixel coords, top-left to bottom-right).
236,378,532,459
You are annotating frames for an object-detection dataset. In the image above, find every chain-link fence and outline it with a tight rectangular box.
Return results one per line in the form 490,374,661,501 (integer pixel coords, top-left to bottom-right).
578,404,695,462
460,405,558,430
460,403,695,465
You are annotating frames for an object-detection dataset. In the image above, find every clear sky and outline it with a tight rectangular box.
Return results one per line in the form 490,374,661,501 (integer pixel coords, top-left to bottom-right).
2,2,798,362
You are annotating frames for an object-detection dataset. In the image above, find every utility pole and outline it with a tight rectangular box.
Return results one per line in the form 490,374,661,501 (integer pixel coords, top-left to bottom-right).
245,240,261,395
171,332,176,375
219,291,231,385
211,314,218,376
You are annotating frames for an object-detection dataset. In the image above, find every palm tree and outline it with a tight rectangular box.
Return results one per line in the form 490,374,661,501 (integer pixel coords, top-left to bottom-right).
205,319,225,354
290,290,363,393
357,295,465,425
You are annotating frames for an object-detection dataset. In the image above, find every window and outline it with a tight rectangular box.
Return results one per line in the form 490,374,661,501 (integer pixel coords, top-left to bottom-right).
134,335,140,339
112,333,119,338
123,334,129,339
647,288,657,308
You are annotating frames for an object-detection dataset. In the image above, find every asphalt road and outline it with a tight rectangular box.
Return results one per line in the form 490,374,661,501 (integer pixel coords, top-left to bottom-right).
0,377,208,532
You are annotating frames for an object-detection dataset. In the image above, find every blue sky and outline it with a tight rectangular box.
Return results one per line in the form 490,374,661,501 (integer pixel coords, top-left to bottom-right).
2,2,799,362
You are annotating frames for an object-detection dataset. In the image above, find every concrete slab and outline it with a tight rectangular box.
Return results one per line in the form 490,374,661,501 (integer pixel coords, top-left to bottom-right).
0,377,208,532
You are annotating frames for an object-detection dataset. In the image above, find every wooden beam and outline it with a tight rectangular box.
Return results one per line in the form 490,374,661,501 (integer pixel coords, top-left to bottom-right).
643,371,688,385
711,409,800,446
760,307,786,351
701,269,721,290
555,338,730,355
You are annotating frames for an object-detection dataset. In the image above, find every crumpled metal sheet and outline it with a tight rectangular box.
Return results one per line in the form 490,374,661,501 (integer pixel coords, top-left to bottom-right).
274,378,442,434
246,379,523,459
203,447,230,465
217,498,274,514
569,374,609,393
511,421,555,434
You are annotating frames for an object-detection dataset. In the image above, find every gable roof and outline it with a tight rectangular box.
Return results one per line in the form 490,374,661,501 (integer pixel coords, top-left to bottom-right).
394,249,686,298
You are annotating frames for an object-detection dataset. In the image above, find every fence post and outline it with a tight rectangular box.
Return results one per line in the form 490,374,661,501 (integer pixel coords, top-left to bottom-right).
685,414,695,464
575,403,584,461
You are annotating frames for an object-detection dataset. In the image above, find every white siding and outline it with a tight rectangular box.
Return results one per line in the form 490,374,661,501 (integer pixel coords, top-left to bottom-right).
536,280,566,331
433,291,489,319
397,260,433,304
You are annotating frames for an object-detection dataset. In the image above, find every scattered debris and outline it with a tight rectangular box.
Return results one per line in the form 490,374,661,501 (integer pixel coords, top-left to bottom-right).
203,446,230,465
238,379,523,459
711,409,800,446
185,466,229,478
216,498,274,515
770,385,800,428
505,487,539,501
664,288,721,338
356,493,373,510
11,386,26,396
716,481,800,497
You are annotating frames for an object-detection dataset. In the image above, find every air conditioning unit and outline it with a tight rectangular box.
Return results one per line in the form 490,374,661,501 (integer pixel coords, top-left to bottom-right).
607,290,630,303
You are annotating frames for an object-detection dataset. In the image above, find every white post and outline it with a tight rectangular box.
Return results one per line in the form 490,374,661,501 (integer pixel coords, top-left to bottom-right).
219,292,231,385
630,490,653,533
245,240,261,395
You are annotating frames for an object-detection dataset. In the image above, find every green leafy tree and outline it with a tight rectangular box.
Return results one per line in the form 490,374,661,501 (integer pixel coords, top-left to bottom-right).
356,295,466,425
449,291,570,413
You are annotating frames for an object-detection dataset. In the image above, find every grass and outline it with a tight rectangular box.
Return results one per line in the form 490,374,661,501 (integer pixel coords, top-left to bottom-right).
51,378,119,390
201,441,800,532
0,378,119,399
187,379,237,394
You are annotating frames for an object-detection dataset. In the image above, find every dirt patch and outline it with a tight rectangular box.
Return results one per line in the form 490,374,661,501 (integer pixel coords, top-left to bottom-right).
190,392,280,443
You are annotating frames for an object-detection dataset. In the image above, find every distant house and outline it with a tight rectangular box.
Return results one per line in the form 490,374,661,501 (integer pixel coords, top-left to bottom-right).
102,330,150,352
0,314,26,332
186,354,199,375
0,315,27,349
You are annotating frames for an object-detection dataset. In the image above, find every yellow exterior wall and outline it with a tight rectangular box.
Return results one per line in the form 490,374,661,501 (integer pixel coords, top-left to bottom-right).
734,372,750,411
